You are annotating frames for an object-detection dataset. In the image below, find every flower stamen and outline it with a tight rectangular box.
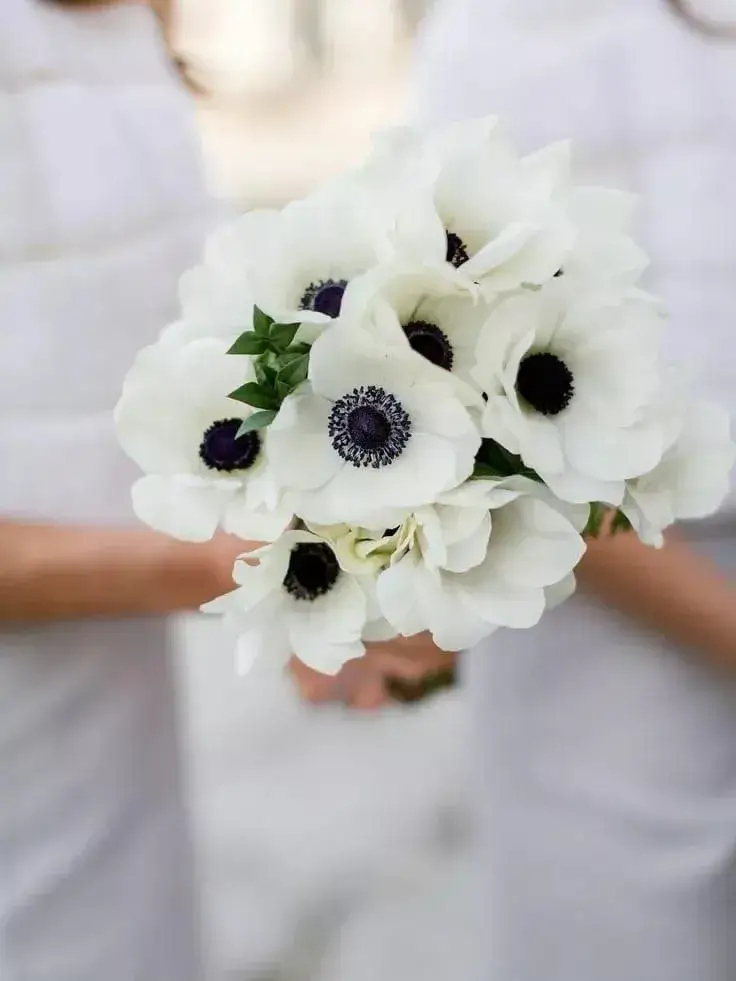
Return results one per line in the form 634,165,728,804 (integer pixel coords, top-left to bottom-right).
300,279,348,319
199,419,261,472
283,542,340,601
446,231,470,268
516,353,575,416
329,385,412,469
403,320,454,370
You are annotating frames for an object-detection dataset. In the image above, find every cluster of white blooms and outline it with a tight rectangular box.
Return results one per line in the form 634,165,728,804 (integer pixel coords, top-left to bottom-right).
116,116,735,674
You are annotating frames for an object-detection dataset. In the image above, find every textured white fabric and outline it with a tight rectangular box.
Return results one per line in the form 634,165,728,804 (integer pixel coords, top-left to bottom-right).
414,4,736,980
176,617,475,981
0,2,210,978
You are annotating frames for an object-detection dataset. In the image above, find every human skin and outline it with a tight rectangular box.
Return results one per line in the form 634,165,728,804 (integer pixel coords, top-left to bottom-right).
0,523,249,622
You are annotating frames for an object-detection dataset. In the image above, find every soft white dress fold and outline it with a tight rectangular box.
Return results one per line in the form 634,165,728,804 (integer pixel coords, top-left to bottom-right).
0,3,211,978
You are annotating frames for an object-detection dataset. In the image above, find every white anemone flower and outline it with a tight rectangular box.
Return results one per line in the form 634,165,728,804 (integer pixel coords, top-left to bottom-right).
365,118,576,296
558,186,649,289
343,265,490,401
304,522,398,576
365,119,650,296
302,522,401,642
376,477,587,651
202,529,384,675
215,177,400,344
474,283,666,505
622,397,735,546
178,223,260,340
150,212,277,349
115,337,290,542
267,324,482,528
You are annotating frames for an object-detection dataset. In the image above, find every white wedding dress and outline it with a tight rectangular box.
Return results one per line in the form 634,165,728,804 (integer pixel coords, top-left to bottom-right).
414,2,736,980
0,2,211,978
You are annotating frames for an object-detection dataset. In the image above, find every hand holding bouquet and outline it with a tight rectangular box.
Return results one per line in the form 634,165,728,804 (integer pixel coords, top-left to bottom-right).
115,116,735,676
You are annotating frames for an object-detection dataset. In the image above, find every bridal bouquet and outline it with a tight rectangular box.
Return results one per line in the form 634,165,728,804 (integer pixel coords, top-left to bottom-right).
115,116,734,675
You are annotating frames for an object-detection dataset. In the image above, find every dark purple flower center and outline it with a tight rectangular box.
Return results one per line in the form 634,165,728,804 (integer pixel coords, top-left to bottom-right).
516,353,575,416
300,279,348,319
403,320,454,371
199,419,261,472
328,385,412,469
283,542,340,601
446,231,470,269
348,405,391,450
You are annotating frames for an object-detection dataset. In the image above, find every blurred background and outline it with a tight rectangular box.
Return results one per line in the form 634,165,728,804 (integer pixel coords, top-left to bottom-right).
168,3,475,980
176,0,427,205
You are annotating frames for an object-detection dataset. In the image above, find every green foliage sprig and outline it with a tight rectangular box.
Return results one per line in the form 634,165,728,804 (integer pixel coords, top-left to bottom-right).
227,307,310,436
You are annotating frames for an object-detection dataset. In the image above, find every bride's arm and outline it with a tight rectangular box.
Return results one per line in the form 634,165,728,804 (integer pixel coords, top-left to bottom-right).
0,521,246,623
577,526,736,667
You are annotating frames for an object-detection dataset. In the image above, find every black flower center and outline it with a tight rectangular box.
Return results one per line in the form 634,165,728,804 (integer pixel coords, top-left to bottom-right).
516,353,575,417
300,278,348,319
283,542,340,601
329,385,412,469
403,320,454,371
348,405,391,450
199,419,261,472
446,231,470,269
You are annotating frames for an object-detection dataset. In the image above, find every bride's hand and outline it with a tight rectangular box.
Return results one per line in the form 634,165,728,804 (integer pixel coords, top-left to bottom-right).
290,633,457,709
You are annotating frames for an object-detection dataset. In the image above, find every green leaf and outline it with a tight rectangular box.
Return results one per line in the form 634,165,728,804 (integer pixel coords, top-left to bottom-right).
261,347,283,369
236,410,277,437
472,461,505,480
279,344,311,367
276,380,293,401
228,332,270,356
584,502,608,539
253,306,273,336
229,382,280,411
268,322,301,349
476,439,514,473
277,353,309,389
254,358,278,389
474,439,542,482
611,509,633,536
